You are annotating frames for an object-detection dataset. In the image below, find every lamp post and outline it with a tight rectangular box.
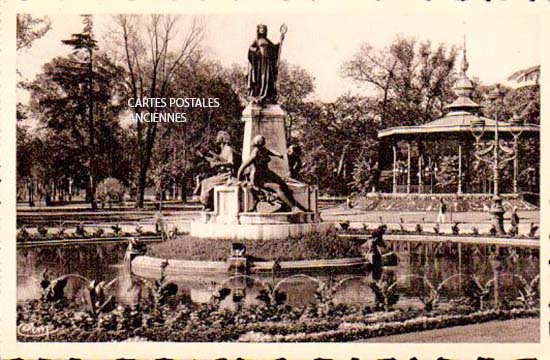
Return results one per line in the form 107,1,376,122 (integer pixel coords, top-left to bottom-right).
470,84,519,235
509,114,524,193
417,155,423,193
397,163,405,192
425,159,437,194
397,161,408,193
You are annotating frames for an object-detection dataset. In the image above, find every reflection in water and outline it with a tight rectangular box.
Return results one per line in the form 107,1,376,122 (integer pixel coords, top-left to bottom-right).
17,244,127,303
17,240,539,308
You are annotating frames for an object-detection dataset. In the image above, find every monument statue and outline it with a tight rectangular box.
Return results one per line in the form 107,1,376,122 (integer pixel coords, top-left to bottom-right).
238,135,306,212
189,23,328,240
197,130,236,211
247,24,287,104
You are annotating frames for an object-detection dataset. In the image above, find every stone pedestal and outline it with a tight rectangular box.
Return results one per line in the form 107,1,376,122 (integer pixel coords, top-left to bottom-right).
242,103,289,178
228,257,248,272
189,102,331,241
189,185,331,240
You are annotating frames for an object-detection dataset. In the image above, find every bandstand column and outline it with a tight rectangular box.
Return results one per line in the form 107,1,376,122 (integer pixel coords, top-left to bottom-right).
407,142,411,193
457,143,463,194
392,145,397,193
513,139,519,193
418,154,423,193
513,157,518,193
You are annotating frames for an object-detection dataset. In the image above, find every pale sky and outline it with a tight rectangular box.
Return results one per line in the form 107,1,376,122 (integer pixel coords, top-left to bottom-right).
17,11,540,102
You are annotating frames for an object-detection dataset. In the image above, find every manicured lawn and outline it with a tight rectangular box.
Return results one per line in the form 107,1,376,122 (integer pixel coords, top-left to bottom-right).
361,317,539,342
147,229,362,261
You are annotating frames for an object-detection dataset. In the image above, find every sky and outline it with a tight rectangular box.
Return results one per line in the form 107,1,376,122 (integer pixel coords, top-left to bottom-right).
17,11,541,103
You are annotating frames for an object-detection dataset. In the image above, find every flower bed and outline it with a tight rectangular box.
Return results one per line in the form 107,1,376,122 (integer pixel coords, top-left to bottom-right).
238,308,538,342
17,297,537,342
349,193,537,212
16,221,165,243
339,226,538,240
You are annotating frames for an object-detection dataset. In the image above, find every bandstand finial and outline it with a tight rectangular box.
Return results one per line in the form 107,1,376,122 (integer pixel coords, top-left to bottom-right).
443,35,481,113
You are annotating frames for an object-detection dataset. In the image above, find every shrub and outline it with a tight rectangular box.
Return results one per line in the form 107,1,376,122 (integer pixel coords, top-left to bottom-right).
301,228,361,260
56,225,67,237
169,226,180,240
111,224,122,235
452,222,460,235
399,218,406,233
17,295,537,343
17,226,30,242
339,220,350,230
76,223,87,237
97,178,126,208
148,228,361,261
529,223,538,238
37,223,48,237
94,228,105,237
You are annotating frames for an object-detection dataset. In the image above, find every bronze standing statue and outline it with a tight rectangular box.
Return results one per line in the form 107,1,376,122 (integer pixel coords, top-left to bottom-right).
247,24,287,104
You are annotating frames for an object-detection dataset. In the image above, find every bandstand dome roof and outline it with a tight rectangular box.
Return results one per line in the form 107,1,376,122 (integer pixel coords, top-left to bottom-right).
378,45,540,141
378,111,540,141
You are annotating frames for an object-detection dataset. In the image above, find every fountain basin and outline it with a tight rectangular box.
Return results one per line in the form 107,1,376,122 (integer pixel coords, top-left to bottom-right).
131,255,367,278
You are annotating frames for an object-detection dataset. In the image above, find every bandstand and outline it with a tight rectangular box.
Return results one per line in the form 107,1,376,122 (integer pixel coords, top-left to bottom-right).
377,48,539,200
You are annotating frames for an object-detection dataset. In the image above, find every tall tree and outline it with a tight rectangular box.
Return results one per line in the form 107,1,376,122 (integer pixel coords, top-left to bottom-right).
342,36,457,127
16,14,52,51
277,61,315,142
508,65,540,85
17,15,52,121
337,37,458,194
507,65,540,125
113,15,204,208
475,83,540,193
150,58,243,201
297,95,379,195
28,51,128,201
61,15,99,208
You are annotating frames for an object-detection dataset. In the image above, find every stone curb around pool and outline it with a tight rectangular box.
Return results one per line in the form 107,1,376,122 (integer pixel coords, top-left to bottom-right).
131,255,368,277
339,233,539,248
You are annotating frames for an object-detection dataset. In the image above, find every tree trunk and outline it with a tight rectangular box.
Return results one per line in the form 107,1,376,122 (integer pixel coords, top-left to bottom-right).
28,180,34,207
136,165,147,208
181,178,187,204
88,48,97,210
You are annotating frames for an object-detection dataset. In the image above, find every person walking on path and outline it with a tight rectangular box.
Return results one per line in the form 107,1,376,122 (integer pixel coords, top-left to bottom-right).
436,198,447,224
